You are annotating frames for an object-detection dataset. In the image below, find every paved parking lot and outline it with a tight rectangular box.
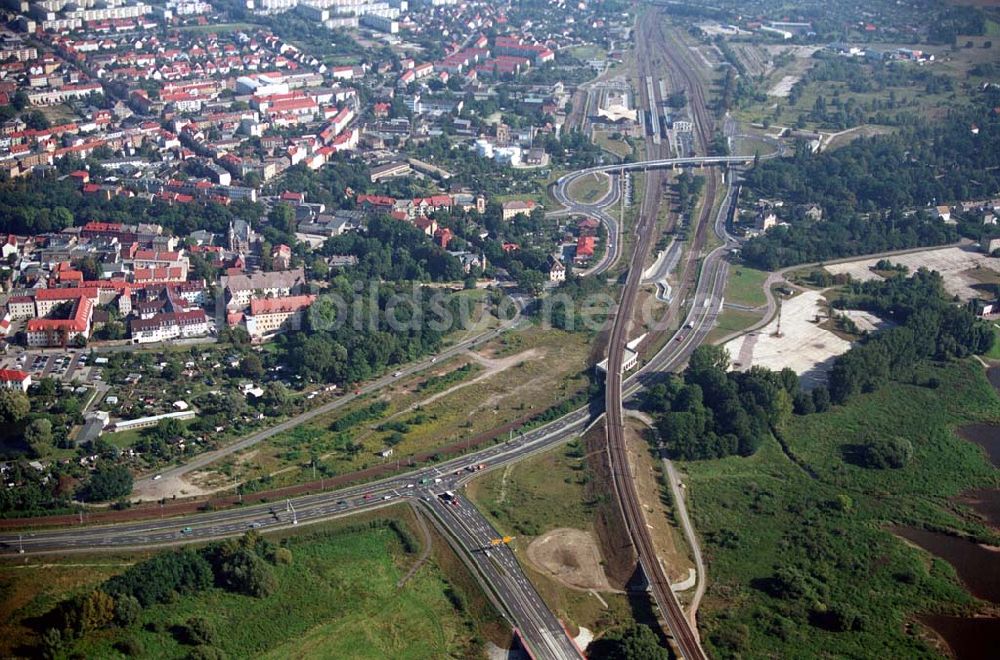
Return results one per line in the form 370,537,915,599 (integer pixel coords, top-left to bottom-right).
0,349,102,384
723,290,874,389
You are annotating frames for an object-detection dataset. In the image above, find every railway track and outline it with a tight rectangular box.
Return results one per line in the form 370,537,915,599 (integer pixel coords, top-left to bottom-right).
600,9,718,659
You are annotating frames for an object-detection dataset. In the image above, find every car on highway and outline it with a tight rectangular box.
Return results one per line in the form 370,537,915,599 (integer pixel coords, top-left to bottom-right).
248,522,262,529
180,527,193,534
153,474,162,480
675,335,684,341
393,371,402,378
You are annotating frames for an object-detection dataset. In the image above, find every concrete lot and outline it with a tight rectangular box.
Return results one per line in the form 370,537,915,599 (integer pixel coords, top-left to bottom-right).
723,290,873,389
824,245,1000,301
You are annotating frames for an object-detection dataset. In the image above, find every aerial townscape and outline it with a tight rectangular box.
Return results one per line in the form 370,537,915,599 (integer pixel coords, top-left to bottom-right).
0,0,999,657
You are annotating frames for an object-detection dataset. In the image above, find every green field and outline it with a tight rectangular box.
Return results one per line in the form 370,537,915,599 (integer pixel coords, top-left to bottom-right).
594,131,634,159
2,512,501,658
685,359,1000,658
468,440,595,537
200,326,594,494
724,267,770,308
569,45,607,61
567,173,611,205
705,308,764,345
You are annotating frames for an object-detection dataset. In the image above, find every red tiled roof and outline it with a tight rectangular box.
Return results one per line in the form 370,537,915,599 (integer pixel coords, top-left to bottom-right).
249,294,316,316
35,287,98,301
0,369,30,382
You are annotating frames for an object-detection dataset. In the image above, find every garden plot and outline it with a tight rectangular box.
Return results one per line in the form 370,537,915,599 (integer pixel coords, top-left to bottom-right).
724,290,864,389
824,246,1000,301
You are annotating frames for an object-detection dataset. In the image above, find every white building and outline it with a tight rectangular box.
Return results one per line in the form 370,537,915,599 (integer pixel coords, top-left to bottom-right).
130,310,209,344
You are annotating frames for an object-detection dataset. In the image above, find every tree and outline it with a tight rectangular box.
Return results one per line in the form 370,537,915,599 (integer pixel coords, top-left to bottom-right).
40,628,63,660
262,382,292,415
114,594,142,627
152,417,184,442
212,545,277,598
25,418,53,457
67,589,116,635
240,353,265,380
687,344,730,375
24,110,50,130
268,202,297,237
12,90,28,111
0,389,30,424
586,623,668,660
78,464,133,502
517,268,544,295
161,361,182,380
811,386,831,412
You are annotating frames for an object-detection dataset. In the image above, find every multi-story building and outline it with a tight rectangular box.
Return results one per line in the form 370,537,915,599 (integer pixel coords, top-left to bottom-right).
26,294,93,347
0,369,31,392
130,309,209,344
222,267,307,309
243,294,315,341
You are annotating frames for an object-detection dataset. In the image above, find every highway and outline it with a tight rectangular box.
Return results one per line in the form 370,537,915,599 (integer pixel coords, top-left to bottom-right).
425,493,582,659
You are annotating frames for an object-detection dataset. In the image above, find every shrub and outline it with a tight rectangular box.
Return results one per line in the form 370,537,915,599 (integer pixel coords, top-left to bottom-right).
274,547,293,565
182,617,219,646
114,637,144,657
860,435,913,469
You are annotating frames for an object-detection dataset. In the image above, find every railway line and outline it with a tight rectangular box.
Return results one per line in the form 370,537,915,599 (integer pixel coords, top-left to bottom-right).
599,8,717,659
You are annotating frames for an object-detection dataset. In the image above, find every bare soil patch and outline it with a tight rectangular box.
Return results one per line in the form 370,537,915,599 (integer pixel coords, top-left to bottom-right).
526,528,616,591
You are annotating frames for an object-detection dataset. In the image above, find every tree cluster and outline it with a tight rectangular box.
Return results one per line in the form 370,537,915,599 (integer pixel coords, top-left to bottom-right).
740,98,1000,269
44,532,291,654
0,174,264,238
76,463,133,503
643,346,797,460
276,280,464,384
586,623,669,660
322,214,464,282
828,269,993,403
